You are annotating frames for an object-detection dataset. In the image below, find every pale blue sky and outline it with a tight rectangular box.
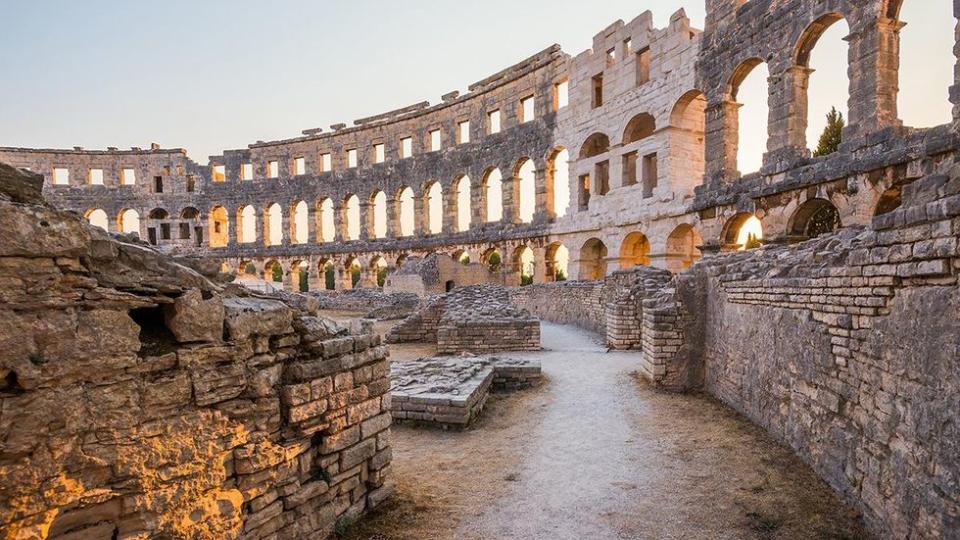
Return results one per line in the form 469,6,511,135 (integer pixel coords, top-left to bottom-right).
0,1,953,166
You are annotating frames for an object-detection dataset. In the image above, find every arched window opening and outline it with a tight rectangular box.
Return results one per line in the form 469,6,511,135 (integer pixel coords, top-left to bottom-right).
347,259,362,289
179,207,200,220
264,260,283,284
371,256,388,288
619,232,651,268
426,182,443,234
148,208,169,220
345,195,361,241
797,15,850,155
666,224,703,272
516,246,535,286
669,90,707,188
730,60,770,174
482,248,503,272
209,206,229,248
579,238,608,280
397,187,415,237
320,260,336,291
317,199,335,243
548,149,571,218
897,1,954,127
484,169,503,222
454,250,471,265
455,176,472,232
238,206,256,244
291,201,309,244
516,159,536,223
722,213,764,250
623,113,656,145
291,261,309,292
875,186,903,217
789,198,841,239
371,191,387,239
264,203,283,246
85,209,108,231
118,209,141,236
546,243,569,281
579,133,610,159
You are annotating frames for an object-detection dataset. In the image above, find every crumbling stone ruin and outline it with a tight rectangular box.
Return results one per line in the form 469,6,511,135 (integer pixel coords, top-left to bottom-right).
387,285,541,354
2,0,960,538
0,165,392,539
390,357,542,429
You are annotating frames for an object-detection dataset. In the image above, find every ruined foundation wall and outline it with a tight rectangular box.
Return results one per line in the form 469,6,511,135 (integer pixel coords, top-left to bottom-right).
0,165,392,539
682,167,960,538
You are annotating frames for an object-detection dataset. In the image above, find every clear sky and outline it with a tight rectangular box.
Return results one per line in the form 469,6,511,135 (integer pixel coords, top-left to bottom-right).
0,1,953,166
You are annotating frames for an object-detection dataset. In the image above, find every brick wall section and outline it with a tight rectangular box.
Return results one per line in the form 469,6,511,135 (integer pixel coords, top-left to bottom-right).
683,167,960,538
0,165,392,539
437,320,540,354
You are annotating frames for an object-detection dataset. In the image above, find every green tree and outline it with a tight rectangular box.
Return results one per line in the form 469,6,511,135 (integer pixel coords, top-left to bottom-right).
271,264,283,282
813,107,844,157
324,265,336,290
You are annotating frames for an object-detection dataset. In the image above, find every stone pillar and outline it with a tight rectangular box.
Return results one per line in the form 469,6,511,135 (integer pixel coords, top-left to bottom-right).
386,198,399,238
704,99,742,183
471,178,485,227
768,65,813,159
442,185,456,233
533,168,551,223
358,200,371,241
413,193,427,235
282,262,294,292
333,205,346,243
307,261,322,292
847,17,904,134
502,175,519,224
306,205,317,244
533,246,549,284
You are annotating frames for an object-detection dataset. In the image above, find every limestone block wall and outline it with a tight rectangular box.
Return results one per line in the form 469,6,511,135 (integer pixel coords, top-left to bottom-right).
436,320,540,355
683,166,960,538
0,165,392,539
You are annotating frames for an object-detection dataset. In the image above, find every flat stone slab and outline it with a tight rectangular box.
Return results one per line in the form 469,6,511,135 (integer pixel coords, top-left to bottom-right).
390,356,541,429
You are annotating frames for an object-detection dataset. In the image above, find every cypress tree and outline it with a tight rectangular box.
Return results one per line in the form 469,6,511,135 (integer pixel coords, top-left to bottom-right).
813,107,844,157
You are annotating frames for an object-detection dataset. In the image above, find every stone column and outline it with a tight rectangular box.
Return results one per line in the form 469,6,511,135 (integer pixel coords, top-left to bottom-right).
768,65,813,159
471,178,485,227
533,168,551,223
307,259,322,292
386,198,399,238
847,17,904,134
502,175,519,224
442,185,456,233
358,200,371,241
306,205,317,244
704,99,742,183
413,193,427,235
533,246,549,284
282,262,295,292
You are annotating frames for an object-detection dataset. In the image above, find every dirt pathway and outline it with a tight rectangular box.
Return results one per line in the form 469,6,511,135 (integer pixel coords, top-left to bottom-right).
341,321,870,540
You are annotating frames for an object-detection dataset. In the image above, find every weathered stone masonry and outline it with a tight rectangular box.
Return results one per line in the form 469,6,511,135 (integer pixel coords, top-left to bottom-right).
0,165,392,539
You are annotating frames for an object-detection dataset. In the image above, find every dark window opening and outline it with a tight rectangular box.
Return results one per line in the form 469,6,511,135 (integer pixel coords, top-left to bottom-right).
445,280,456,292
636,47,651,86
596,161,610,196
194,227,203,247
179,223,191,239
592,74,604,108
186,175,196,192
154,176,163,193
642,153,658,198
147,228,158,245
579,174,591,210
622,152,638,186
160,223,171,240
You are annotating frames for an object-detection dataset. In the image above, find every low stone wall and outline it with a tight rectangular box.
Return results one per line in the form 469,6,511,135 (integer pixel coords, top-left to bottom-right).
437,320,540,354
681,169,960,538
0,165,392,539
509,281,606,332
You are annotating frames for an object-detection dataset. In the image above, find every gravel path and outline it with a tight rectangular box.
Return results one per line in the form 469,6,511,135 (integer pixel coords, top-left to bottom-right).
342,321,870,540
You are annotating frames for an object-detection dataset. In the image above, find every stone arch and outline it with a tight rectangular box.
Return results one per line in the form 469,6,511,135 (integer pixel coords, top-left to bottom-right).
454,175,472,232
670,90,708,189
665,224,702,272
344,257,362,290
343,194,361,241
179,207,200,220
85,208,108,231
546,242,569,281
788,198,841,239
874,186,903,216
118,209,140,236
395,187,415,237
795,13,851,152
289,200,309,244
290,259,309,292
147,208,169,220
514,158,536,223
721,212,764,250
369,190,387,239
513,245,535,285
263,259,283,284
424,182,443,234
370,256,388,288
619,232,651,268
263,203,283,246
209,206,229,248
317,198,335,243
546,147,570,218
894,0,956,128
727,58,770,175
318,258,337,291
579,238,608,281
237,205,256,244
671,90,708,130
622,113,656,145
579,132,610,159
481,247,503,272
451,249,471,265
482,168,503,223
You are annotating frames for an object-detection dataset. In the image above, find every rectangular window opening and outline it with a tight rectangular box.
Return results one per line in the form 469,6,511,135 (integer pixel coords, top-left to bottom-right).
636,47,651,86
186,175,196,192
88,169,104,185
554,80,569,110
622,151,638,186
241,163,253,181
160,223,171,241
347,149,358,168
121,168,136,185
374,144,385,164
268,160,279,178
179,223,191,239
457,121,470,144
596,161,610,196
294,157,306,176
430,129,442,151
53,168,69,186
592,74,604,109
488,110,501,134
606,48,616,66
520,96,534,123
400,138,413,159
579,174,591,211
154,176,164,193
642,152,658,198
320,153,332,173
